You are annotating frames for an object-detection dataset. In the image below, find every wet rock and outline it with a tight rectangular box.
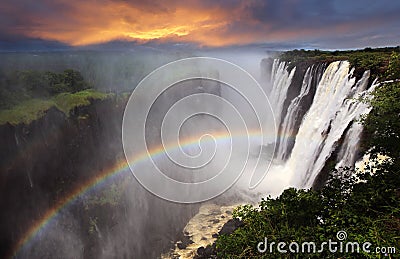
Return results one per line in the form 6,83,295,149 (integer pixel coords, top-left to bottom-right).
194,244,217,259
177,235,194,249
194,218,244,258
197,246,205,255
219,218,244,236
209,219,220,224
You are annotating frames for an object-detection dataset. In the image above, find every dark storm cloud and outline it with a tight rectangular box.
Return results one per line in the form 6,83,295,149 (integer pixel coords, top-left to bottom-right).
0,0,399,49
248,0,334,28
247,0,399,27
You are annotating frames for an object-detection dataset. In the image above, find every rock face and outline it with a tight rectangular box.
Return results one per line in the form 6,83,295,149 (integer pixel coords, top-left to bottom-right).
0,98,126,258
0,97,201,259
260,57,274,84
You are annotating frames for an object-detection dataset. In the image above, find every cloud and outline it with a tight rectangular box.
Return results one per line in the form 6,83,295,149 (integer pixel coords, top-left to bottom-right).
0,0,399,48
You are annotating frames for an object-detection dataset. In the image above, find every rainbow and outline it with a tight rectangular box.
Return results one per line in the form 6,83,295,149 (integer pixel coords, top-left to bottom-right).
9,158,130,258
10,128,291,257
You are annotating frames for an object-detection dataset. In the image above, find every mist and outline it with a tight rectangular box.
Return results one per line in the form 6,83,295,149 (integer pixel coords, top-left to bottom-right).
0,46,295,259
1,42,373,258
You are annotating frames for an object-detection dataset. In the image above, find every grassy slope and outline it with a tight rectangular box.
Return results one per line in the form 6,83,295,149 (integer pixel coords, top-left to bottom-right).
0,89,113,125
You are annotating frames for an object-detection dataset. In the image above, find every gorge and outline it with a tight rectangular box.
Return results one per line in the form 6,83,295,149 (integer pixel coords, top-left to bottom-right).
0,49,389,258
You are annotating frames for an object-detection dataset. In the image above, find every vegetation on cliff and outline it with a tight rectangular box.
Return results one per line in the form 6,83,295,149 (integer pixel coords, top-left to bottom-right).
279,46,399,80
0,69,91,108
0,69,113,125
216,50,400,258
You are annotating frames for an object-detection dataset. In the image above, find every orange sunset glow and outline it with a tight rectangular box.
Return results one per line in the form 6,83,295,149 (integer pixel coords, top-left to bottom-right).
2,0,393,48
16,1,242,46
0,0,399,49
1,1,400,259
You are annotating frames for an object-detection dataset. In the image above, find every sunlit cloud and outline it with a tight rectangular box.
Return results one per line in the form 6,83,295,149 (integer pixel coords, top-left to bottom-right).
0,0,399,48
9,0,233,46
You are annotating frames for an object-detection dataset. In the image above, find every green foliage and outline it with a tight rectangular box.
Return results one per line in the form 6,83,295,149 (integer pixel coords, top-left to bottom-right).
0,89,112,125
52,89,112,115
84,183,122,208
361,81,400,159
13,69,89,96
0,99,54,125
216,166,400,258
216,49,400,258
82,178,129,239
279,47,399,80
61,69,89,93
0,86,31,109
0,67,114,125
88,216,99,235
0,69,91,109
385,52,400,80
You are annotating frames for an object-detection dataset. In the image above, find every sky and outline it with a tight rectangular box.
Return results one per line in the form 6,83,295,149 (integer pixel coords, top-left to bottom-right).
0,0,399,50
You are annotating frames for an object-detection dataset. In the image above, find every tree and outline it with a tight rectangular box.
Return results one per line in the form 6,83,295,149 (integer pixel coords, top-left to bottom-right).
62,69,89,93
216,65,400,258
361,81,400,160
385,51,400,80
18,70,51,96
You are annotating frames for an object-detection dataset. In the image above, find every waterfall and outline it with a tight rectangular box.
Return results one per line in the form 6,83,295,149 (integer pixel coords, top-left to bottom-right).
335,121,365,170
335,80,376,169
283,61,371,187
268,59,296,129
167,58,377,257
277,65,317,160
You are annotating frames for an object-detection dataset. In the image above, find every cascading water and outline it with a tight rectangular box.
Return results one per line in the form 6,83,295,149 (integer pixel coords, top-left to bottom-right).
2,47,383,259
279,61,371,187
268,59,296,130
276,64,324,161
335,121,365,170
165,58,376,258
335,81,376,170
